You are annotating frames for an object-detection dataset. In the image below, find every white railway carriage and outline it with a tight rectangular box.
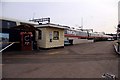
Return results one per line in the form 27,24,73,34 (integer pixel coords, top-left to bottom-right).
64,28,90,45
64,28,114,45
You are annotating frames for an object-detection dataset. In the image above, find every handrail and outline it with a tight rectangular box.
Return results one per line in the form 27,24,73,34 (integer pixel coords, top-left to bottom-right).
0,42,15,52
0,42,19,44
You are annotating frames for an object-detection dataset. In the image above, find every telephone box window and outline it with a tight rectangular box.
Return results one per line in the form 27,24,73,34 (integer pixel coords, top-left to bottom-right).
53,31,59,40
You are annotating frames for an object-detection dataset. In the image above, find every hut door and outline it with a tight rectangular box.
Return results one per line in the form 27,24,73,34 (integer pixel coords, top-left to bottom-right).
20,32,32,51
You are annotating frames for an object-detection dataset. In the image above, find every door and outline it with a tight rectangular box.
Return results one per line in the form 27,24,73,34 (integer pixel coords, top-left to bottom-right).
20,32,32,51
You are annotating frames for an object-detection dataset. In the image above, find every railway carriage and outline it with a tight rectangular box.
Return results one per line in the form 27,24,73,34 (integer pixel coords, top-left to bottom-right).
64,27,113,45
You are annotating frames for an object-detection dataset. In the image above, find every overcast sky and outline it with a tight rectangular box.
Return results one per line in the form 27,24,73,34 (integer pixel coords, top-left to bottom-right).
1,0,120,33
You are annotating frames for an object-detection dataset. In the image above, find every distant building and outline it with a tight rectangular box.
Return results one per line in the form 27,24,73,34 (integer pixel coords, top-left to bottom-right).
35,23,66,49
0,17,39,51
1,17,67,51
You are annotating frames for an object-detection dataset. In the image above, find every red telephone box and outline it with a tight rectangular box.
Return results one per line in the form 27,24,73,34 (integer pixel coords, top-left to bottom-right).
20,32,32,51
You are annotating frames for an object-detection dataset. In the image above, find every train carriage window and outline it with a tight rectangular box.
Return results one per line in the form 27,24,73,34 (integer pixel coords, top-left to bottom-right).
64,30,67,34
38,30,42,40
53,31,59,40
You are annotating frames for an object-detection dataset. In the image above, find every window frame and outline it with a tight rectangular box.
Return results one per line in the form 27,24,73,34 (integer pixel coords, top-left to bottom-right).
53,31,59,40
38,30,42,40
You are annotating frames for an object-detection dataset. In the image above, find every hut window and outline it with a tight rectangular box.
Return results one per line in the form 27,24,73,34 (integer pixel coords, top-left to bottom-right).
53,31,59,40
38,30,42,39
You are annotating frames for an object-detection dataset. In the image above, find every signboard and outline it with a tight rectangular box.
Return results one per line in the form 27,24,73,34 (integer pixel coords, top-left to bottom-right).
0,33,9,49
49,32,52,42
23,34,31,46
20,32,32,51
29,18,50,23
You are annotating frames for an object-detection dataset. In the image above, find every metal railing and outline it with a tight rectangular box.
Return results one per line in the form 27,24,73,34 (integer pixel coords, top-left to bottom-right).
0,42,19,52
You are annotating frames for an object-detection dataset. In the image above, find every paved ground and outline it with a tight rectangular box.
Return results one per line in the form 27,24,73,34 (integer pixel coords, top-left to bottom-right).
2,41,120,78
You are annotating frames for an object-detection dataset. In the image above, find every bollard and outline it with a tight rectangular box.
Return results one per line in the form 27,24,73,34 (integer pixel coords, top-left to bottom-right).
117,39,120,52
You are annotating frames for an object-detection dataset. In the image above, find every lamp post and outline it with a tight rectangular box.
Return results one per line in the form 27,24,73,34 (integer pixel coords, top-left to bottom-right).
117,24,120,52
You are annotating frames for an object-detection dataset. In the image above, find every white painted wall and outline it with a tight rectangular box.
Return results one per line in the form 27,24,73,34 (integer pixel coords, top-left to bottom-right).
73,39,93,44
36,27,64,48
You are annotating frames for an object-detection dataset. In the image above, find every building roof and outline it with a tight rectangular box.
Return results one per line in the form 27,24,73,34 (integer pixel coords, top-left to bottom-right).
12,24,40,32
0,17,38,25
35,23,68,29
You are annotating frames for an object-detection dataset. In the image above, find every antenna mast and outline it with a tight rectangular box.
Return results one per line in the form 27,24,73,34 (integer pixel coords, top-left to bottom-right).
81,17,83,29
32,13,35,20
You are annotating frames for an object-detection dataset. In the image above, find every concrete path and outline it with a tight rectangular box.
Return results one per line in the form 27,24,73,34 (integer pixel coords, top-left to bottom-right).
2,41,119,78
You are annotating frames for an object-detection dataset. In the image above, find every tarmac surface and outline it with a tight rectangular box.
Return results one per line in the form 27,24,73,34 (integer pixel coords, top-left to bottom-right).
2,41,120,78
